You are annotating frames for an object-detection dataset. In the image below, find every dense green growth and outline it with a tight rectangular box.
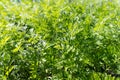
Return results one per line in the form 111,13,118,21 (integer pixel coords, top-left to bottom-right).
0,0,120,80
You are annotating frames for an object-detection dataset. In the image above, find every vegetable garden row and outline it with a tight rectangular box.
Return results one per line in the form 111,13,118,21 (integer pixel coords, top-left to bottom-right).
0,0,120,80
